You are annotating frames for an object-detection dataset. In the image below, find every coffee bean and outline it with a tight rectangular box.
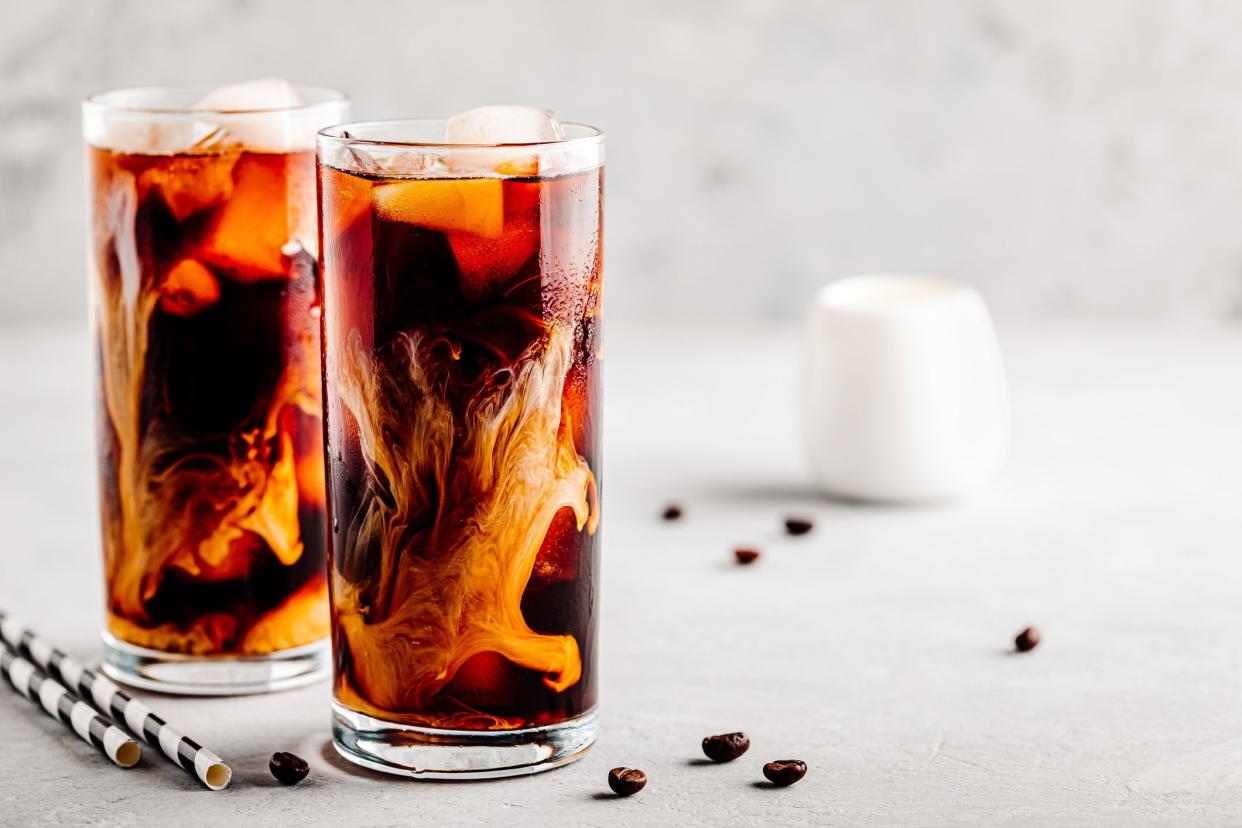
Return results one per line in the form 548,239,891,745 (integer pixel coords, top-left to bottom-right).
702,732,749,763
269,751,309,785
784,518,814,536
608,767,647,796
1014,626,1041,653
734,548,761,565
762,759,807,787
662,504,684,521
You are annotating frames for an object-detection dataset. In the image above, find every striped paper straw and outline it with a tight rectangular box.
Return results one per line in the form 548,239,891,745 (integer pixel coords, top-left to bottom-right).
0,612,232,790
1,647,140,768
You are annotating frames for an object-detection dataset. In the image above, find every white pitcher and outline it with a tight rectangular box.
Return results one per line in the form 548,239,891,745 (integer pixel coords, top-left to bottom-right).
803,274,1009,503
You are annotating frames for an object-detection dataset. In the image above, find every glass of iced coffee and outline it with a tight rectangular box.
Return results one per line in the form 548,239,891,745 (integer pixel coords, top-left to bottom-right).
83,82,349,694
317,109,604,777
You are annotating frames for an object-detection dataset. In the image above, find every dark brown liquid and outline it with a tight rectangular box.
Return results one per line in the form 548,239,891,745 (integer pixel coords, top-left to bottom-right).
88,147,328,655
320,163,603,730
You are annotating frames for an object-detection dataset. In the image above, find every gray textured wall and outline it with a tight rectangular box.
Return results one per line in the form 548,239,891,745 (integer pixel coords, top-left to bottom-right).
4,0,1242,327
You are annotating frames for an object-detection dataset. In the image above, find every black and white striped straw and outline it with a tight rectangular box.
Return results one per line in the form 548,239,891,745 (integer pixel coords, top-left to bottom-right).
0,612,232,790
1,647,140,768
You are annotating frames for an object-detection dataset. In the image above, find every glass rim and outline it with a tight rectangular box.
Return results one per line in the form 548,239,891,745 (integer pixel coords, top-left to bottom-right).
318,118,604,150
82,83,349,116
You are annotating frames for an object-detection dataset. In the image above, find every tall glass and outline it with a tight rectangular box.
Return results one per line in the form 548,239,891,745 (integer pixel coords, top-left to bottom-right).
317,120,604,777
83,85,349,694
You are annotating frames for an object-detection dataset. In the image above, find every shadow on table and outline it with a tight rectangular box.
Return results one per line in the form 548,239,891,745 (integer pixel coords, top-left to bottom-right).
702,479,934,510
319,739,395,782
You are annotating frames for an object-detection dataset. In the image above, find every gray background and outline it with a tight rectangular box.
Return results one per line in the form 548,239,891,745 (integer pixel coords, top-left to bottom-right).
5,5,1242,823
4,0,1242,327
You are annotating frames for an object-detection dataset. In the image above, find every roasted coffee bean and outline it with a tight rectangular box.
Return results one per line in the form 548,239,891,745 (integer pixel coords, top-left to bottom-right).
702,732,749,763
1014,626,1041,653
662,504,684,521
784,517,814,536
734,548,761,565
762,759,807,787
269,751,310,785
608,767,647,796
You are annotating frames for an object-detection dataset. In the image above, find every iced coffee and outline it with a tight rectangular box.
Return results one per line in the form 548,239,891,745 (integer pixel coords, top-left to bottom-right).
318,110,604,776
83,82,349,694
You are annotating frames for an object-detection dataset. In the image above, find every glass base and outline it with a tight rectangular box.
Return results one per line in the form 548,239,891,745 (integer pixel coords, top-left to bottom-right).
332,702,597,780
100,632,330,696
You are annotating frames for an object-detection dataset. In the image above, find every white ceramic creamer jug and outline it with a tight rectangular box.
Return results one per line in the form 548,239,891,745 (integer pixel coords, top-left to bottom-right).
804,274,1009,502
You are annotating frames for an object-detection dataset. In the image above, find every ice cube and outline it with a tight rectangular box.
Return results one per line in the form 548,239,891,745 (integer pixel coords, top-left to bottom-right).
320,131,380,176
449,215,538,300
83,86,246,154
193,78,304,112
528,507,583,589
322,165,376,239
449,180,539,299
159,259,221,316
384,151,437,175
93,119,234,155
495,156,541,177
444,106,565,145
444,105,564,175
192,79,307,153
139,153,239,220
199,153,315,279
371,178,504,237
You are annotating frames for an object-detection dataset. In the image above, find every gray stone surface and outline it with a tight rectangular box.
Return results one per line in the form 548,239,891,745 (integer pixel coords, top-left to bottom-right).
8,1,1242,327
1,322,1241,825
